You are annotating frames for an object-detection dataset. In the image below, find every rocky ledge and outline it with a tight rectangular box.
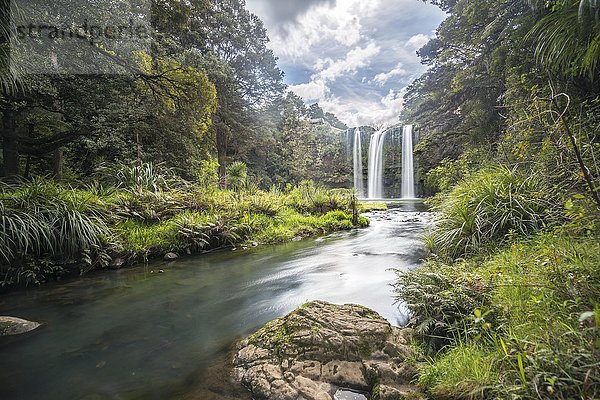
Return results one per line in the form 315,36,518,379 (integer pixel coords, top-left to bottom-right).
233,301,423,400
0,316,41,336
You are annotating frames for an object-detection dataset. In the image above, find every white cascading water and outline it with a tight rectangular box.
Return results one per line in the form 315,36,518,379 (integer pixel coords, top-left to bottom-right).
352,127,365,198
367,130,387,199
401,124,415,199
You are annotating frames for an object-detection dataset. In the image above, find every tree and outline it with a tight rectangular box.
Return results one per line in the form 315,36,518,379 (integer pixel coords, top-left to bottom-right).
182,0,286,180
528,0,600,82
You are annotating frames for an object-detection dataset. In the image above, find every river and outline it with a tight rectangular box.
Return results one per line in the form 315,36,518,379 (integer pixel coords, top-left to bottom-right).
0,203,431,400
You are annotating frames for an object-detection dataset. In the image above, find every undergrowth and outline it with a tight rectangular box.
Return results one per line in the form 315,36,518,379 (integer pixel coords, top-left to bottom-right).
0,165,368,288
397,212,599,399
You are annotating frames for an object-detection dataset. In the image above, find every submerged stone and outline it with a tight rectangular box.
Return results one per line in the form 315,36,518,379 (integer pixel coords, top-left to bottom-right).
233,301,424,400
0,316,41,336
334,389,369,400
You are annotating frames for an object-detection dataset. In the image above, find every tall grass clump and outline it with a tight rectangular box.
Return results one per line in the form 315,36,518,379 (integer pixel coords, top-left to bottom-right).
97,162,184,193
427,166,555,259
419,344,500,399
285,180,351,214
0,179,109,286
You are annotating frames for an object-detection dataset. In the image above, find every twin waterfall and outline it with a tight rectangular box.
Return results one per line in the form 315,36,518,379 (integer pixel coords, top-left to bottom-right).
351,125,415,200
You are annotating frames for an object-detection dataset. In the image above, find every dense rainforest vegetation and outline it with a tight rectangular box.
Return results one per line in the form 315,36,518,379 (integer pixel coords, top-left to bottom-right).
394,0,600,399
0,0,363,288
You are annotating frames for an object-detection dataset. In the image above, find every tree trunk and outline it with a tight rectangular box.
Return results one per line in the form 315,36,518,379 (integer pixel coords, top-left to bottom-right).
53,147,64,180
2,108,19,177
215,122,228,187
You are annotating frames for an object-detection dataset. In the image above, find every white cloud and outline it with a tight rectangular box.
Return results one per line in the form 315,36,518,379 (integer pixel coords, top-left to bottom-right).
372,62,407,86
290,42,380,101
266,0,381,60
405,33,431,51
289,79,329,101
248,0,447,127
315,88,406,128
317,43,381,81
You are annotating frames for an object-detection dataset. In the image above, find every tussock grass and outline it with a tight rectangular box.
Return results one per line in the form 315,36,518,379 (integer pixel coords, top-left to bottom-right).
0,167,366,287
426,166,557,260
419,344,499,399
397,234,600,399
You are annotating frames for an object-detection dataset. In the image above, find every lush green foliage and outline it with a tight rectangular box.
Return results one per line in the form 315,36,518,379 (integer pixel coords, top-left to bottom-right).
0,179,109,285
418,344,499,399
426,166,557,259
0,169,366,288
397,233,600,399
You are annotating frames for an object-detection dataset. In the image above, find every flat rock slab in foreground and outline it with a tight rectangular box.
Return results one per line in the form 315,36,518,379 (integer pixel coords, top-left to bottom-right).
0,316,41,336
233,301,423,400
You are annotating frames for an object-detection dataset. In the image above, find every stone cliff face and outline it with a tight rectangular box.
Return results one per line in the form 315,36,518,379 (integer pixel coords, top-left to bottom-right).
233,301,424,400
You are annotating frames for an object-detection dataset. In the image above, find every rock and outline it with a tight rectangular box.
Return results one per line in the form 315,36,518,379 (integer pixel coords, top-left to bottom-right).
292,237,303,242
109,257,126,270
163,252,178,261
0,316,41,336
233,301,422,400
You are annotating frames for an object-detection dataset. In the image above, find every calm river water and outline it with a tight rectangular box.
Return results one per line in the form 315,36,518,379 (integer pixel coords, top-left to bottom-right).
0,202,431,400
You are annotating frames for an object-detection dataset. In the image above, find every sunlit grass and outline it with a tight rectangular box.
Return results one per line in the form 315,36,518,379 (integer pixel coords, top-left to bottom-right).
0,172,366,287
419,344,499,399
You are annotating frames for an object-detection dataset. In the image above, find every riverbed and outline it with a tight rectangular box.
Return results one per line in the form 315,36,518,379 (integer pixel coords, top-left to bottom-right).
0,203,431,400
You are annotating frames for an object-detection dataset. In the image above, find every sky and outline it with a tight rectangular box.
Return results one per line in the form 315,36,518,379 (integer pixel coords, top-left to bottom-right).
245,0,446,128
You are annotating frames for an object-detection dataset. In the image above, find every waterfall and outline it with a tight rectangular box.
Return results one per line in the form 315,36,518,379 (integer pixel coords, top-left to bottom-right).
401,124,415,199
367,130,387,199
352,128,365,198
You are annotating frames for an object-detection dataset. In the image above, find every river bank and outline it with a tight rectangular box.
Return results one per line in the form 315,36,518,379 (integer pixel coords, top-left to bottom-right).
0,178,370,290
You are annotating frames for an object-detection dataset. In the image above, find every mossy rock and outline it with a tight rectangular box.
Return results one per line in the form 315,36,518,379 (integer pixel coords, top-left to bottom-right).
233,301,423,400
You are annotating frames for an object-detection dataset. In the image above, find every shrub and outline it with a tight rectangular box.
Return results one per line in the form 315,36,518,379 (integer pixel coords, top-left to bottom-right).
285,181,351,215
319,210,356,231
0,179,109,286
394,264,497,352
226,161,249,192
113,190,186,221
427,166,555,259
419,344,499,399
97,162,183,193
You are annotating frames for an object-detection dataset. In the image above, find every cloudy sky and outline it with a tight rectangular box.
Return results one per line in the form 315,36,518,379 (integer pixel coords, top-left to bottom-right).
245,0,446,127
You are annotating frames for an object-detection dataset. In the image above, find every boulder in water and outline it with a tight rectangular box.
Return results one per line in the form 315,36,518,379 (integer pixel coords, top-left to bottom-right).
233,301,424,400
0,316,41,336
109,257,126,270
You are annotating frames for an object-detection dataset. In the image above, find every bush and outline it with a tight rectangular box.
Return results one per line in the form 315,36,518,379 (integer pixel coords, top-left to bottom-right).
113,190,186,221
419,344,499,399
285,181,351,215
0,179,109,286
427,166,555,259
97,162,184,193
394,263,497,352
